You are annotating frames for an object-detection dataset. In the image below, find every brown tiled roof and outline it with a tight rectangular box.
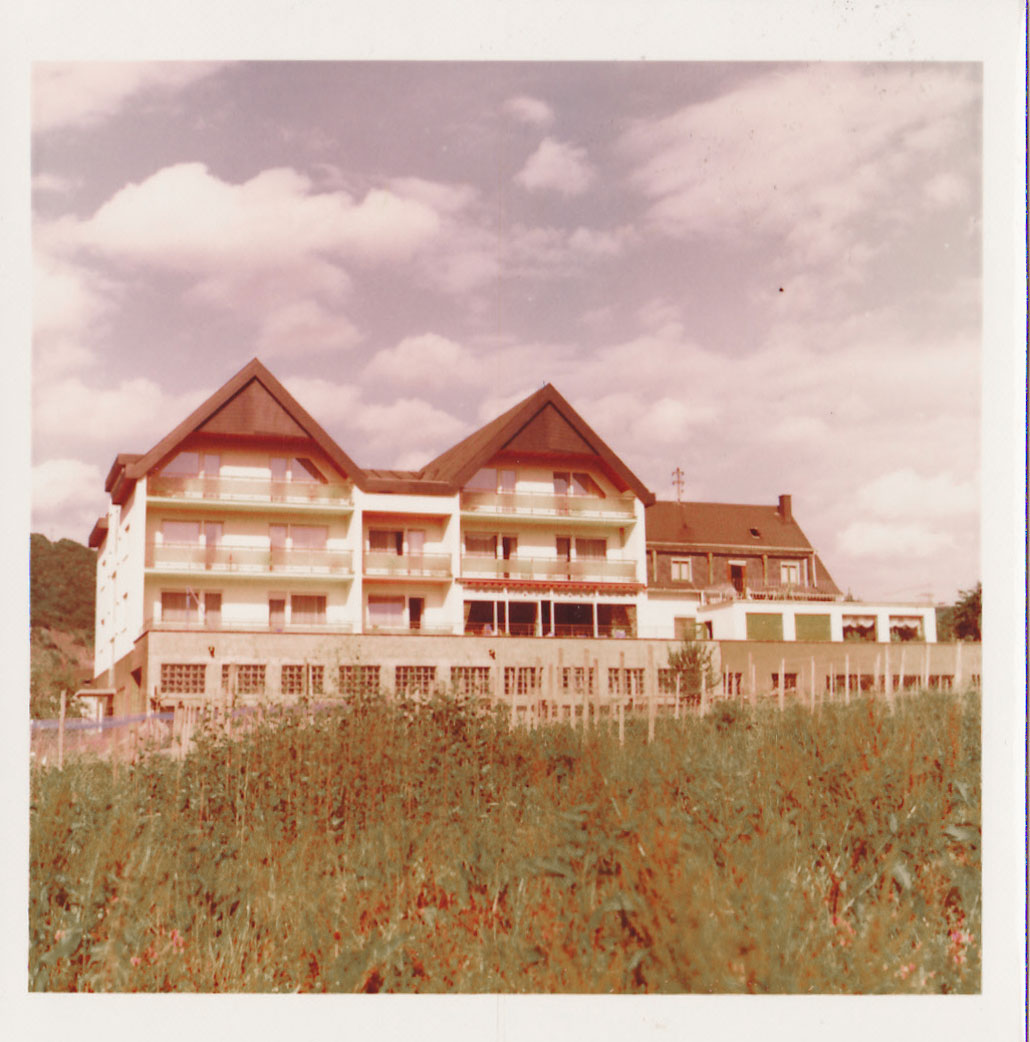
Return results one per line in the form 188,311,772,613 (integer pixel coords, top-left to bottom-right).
646,500,816,550
646,500,842,594
419,383,654,503
124,359,368,489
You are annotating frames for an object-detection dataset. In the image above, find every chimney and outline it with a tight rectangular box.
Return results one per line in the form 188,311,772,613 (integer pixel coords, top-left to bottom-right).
778,494,792,523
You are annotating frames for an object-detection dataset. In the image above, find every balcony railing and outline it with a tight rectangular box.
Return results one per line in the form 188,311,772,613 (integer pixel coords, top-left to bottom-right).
460,490,636,520
144,617,355,633
363,551,453,579
461,555,638,583
146,542,353,575
148,474,352,507
706,582,838,603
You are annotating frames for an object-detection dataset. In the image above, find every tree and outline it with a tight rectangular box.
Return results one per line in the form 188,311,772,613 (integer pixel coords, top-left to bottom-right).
951,582,982,642
666,637,718,698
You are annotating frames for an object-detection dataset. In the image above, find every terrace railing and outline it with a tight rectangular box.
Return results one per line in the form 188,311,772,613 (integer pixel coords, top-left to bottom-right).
148,474,352,507
145,542,353,575
460,490,636,520
461,555,638,583
144,617,355,633
363,551,453,579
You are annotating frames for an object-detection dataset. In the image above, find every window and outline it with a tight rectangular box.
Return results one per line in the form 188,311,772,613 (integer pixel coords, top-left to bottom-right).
795,613,831,641
162,520,201,544
339,665,380,696
465,533,497,556
271,456,327,483
771,672,798,691
608,668,645,698
451,666,492,696
290,525,328,549
160,663,205,694
161,452,200,477
504,666,540,696
466,468,516,492
281,664,325,697
396,665,436,696
291,594,327,625
780,561,801,586
554,472,604,496
561,667,595,695
889,616,925,642
222,664,265,695
161,590,200,623
367,595,405,629
671,558,692,582
369,529,403,554
269,598,286,630
673,617,697,640
205,592,222,628
576,538,606,559
746,613,784,640
843,615,877,642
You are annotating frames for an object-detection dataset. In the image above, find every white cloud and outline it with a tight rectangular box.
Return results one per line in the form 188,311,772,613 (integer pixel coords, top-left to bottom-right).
33,62,223,133
256,300,363,357
69,163,442,269
621,64,980,266
33,376,207,455
32,458,104,514
504,95,555,127
32,172,79,195
280,377,362,428
364,334,479,389
514,137,596,196
838,521,955,559
856,469,978,519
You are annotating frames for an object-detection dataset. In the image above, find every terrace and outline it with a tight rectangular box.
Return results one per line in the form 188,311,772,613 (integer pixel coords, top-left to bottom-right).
145,542,354,576
460,490,636,523
461,555,638,584
148,474,352,510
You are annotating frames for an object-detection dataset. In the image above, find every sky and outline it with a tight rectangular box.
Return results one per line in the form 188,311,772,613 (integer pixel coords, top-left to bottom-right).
30,60,984,603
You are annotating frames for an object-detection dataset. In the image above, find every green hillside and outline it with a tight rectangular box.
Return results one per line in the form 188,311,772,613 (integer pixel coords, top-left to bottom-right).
30,534,96,718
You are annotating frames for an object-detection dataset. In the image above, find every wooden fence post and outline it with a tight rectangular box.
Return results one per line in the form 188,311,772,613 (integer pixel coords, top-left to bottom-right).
810,656,816,712
647,646,656,744
844,653,850,706
884,646,893,704
874,652,881,695
778,660,785,712
674,673,681,721
58,689,66,770
955,641,963,688
699,667,708,718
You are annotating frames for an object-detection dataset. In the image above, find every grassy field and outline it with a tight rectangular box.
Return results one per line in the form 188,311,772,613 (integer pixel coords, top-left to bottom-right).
28,688,981,993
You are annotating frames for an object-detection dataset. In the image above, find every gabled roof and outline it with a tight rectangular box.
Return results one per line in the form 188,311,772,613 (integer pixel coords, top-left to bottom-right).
646,500,813,551
124,358,367,489
419,383,654,504
646,499,841,593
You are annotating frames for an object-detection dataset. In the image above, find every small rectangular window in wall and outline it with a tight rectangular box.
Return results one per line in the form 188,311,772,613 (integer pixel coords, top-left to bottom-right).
291,594,327,626
162,520,201,544
842,615,877,642
396,665,436,696
465,533,497,556
795,613,831,641
746,613,784,641
576,538,606,559
339,665,380,696
222,664,265,695
367,595,405,630
160,663,206,694
161,590,200,623
770,672,798,691
280,664,324,697
451,666,492,696
673,617,697,640
671,559,692,582
607,667,645,698
504,666,540,696
780,561,801,585
561,666,595,695
889,616,925,642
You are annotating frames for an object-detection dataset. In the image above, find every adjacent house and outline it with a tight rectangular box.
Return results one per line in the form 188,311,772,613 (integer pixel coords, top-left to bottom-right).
87,358,939,713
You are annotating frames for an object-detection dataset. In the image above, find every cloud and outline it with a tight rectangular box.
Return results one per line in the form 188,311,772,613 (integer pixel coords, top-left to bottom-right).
514,137,596,196
621,64,980,267
68,163,442,269
33,62,223,133
504,95,555,127
32,459,110,543
32,172,79,196
838,521,955,559
256,300,363,357
856,469,978,519
33,376,208,458
364,334,479,390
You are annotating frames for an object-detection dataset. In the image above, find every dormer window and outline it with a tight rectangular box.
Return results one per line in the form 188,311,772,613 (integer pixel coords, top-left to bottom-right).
749,527,761,538
466,468,516,493
161,452,220,477
271,456,327,483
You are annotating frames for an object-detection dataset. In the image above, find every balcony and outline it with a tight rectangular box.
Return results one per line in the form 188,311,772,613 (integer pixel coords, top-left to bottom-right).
144,617,355,633
148,474,352,509
705,582,838,604
145,542,353,576
460,490,636,522
461,555,638,584
363,551,453,580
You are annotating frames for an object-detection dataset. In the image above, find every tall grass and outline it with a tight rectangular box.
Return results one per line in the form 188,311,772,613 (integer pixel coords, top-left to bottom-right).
29,688,980,993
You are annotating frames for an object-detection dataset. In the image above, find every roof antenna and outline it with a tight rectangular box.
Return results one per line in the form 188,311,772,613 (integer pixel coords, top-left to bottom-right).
671,466,685,503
